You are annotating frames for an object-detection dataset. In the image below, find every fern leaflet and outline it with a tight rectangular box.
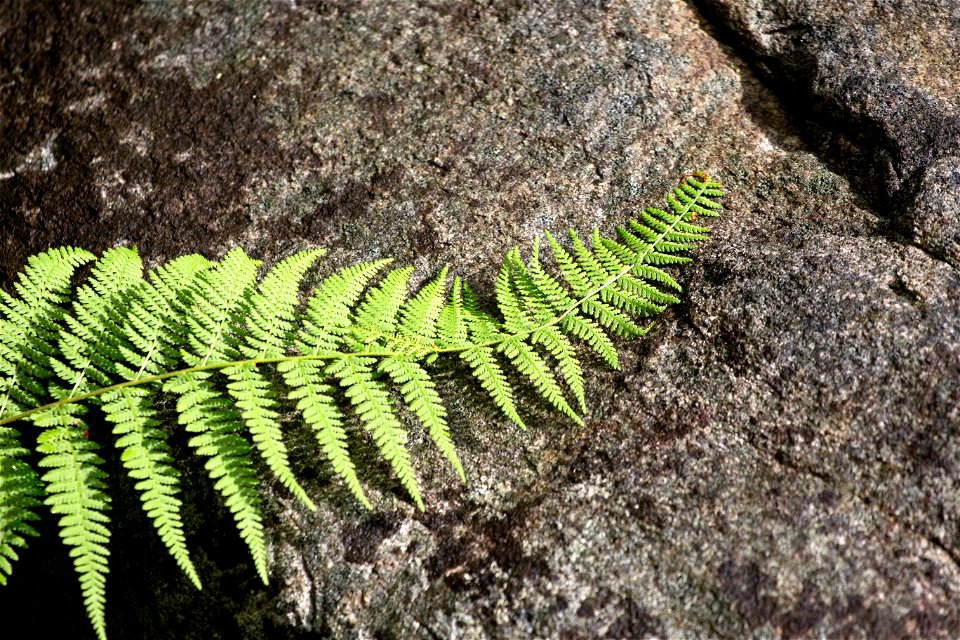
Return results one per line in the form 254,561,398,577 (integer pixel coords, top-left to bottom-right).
0,247,94,587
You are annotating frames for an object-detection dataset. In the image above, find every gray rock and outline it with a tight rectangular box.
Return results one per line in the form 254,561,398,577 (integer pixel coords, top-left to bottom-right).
1,1,958,639
696,0,960,267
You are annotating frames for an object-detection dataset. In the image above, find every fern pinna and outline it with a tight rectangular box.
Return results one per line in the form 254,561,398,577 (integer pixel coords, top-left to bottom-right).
0,173,722,638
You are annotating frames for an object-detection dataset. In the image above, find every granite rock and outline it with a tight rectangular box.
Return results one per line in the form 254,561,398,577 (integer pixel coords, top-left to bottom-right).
1,1,958,639
695,0,960,266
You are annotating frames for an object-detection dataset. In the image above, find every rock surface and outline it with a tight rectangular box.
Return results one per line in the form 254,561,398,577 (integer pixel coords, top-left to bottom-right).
1,1,958,639
696,0,960,267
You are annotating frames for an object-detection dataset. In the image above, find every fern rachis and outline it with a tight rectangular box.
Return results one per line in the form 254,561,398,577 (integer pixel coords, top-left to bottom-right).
0,173,723,639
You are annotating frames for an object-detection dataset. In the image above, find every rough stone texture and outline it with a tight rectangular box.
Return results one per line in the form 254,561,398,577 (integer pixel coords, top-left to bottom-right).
1,1,958,639
695,0,960,266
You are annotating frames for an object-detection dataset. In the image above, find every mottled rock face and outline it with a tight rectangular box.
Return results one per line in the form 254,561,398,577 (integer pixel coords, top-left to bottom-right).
696,0,960,266
1,1,959,639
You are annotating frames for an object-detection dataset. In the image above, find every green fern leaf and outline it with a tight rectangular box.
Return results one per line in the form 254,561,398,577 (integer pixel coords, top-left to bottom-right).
280,260,390,507
104,254,211,590
101,384,201,589
461,346,526,429
227,250,326,512
225,364,314,510
560,313,620,369
499,337,582,425
505,248,555,324
436,277,469,347
0,171,722,640
398,267,449,343
305,260,391,345
0,428,40,587
0,247,96,416
495,256,533,333
352,266,414,340
36,409,111,640
0,247,94,586
501,251,586,410
115,254,212,379
543,230,592,297
461,281,504,341
283,361,370,508
181,248,260,366
328,356,423,510
167,248,268,582
166,370,266,583
239,249,326,359
580,298,651,338
458,282,526,428
530,328,586,412
613,271,681,306
36,247,144,640
379,356,465,482
567,229,612,289
525,242,621,368
50,247,144,394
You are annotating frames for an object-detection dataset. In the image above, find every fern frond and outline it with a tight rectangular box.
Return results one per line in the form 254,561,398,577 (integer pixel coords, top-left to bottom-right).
398,267,449,343
50,246,144,394
505,248,555,323
0,247,95,585
115,254,212,379
297,259,392,356
458,281,526,428
225,363,314,510
328,356,423,510
227,250,326,512
165,370,266,583
101,385,201,589
105,254,211,590
530,328,586,412
353,266,414,340
436,276,469,347
379,356,465,482
495,257,533,333
543,231,591,299
0,428,41,586
560,312,621,369
502,250,586,411
34,247,145,640
240,249,326,358
461,282,504,341
35,406,111,640
461,346,525,429
0,171,722,640
526,242,620,368
167,249,267,582
181,248,260,366
0,247,96,417
499,337,581,424
280,260,390,506
580,298,650,338
614,271,681,305
567,229,611,289
282,361,370,508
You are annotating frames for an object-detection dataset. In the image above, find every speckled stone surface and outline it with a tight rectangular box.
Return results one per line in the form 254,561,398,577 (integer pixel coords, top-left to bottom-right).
696,0,960,267
1,1,958,639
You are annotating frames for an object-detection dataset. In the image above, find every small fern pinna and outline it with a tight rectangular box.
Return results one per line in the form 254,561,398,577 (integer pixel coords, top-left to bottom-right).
0,173,722,638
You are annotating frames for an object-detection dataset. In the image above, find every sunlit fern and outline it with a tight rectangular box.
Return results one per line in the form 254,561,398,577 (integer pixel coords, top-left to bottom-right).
0,173,723,639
